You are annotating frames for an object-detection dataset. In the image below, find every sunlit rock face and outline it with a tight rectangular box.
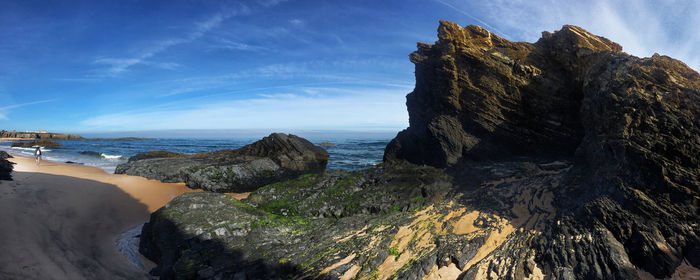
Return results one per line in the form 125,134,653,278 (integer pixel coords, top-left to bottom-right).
384,20,700,278
139,21,699,280
385,20,698,169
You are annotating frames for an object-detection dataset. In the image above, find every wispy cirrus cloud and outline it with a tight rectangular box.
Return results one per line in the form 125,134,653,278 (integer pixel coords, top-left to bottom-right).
92,7,248,77
208,38,269,52
289,18,304,27
0,98,57,120
150,58,412,98
432,0,511,39
79,87,408,131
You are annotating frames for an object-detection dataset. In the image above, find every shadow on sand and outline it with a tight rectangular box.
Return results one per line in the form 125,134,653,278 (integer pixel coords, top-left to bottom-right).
0,171,151,280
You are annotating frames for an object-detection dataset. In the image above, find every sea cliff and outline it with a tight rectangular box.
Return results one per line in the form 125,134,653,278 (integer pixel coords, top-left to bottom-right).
138,21,699,279
0,130,84,140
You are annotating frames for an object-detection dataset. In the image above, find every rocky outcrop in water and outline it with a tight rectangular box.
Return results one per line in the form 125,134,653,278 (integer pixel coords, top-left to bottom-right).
139,21,699,279
126,151,188,162
0,130,84,140
0,151,13,180
10,140,62,148
116,133,329,192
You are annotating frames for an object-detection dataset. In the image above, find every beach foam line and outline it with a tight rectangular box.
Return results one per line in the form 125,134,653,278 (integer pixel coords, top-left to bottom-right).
8,146,53,152
10,147,37,151
101,153,124,159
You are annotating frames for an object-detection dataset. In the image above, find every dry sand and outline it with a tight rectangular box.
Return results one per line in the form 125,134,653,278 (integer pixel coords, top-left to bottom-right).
0,154,197,279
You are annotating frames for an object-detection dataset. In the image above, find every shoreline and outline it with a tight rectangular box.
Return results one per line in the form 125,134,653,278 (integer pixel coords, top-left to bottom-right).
8,153,198,212
0,137,25,142
0,153,199,279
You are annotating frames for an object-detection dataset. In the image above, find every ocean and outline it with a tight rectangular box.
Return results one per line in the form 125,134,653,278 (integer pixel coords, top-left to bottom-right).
0,135,393,173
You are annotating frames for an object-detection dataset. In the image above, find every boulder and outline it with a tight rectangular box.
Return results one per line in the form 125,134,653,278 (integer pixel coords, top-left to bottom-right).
0,151,14,180
115,133,329,192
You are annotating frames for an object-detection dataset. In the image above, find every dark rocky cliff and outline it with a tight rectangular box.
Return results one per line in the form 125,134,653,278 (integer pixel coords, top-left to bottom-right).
383,20,699,278
385,21,698,168
139,21,699,280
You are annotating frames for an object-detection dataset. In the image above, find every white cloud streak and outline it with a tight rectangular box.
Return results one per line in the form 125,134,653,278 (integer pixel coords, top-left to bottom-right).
92,8,246,76
0,98,57,120
209,38,269,52
432,0,511,39
149,59,412,98
79,88,409,131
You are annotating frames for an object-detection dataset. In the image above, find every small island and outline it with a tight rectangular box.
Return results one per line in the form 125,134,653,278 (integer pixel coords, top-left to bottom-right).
11,140,62,148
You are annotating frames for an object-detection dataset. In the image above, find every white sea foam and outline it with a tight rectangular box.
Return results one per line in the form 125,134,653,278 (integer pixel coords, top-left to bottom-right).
10,147,36,151
0,145,122,173
100,153,123,159
9,147,52,151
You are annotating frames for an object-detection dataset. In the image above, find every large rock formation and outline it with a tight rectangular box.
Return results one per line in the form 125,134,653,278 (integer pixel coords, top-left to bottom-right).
385,21,699,168
0,151,13,180
138,22,699,280
383,20,700,278
115,133,329,192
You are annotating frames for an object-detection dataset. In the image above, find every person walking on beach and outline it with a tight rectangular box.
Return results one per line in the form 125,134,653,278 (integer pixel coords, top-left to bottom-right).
34,146,42,166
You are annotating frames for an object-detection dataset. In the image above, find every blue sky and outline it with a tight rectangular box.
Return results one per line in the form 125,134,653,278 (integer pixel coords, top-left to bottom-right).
1,0,698,134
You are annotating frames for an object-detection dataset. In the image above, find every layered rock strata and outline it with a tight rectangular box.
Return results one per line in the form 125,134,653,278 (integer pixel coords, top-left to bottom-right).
139,22,699,279
383,20,700,278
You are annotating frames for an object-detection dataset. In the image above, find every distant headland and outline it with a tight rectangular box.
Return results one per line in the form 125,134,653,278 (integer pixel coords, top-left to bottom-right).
0,130,154,141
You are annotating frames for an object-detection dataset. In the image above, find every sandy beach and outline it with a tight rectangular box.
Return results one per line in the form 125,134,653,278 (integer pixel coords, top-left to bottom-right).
0,138,26,142
0,154,197,279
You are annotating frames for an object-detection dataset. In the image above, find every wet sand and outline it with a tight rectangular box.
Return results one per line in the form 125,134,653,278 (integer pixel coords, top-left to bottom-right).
0,154,197,279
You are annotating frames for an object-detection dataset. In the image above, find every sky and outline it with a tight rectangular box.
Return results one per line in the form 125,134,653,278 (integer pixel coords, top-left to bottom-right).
1,0,698,135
